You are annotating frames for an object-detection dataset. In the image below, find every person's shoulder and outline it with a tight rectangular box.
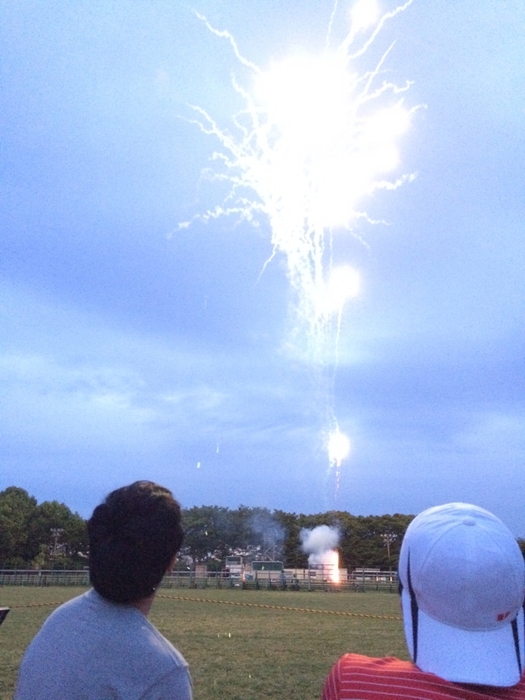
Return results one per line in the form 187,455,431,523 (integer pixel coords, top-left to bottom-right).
336,653,415,674
322,654,417,700
331,655,525,697
38,590,92,625
327,654,417,688
140,617,189,670
83,600,189,673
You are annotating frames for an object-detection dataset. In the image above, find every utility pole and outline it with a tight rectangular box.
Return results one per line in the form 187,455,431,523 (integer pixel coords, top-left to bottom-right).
50,528,64,562
380,531,397,569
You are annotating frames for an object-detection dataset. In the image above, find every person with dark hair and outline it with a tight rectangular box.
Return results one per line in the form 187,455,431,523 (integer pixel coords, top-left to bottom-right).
322,503,525,700
15,481,192,700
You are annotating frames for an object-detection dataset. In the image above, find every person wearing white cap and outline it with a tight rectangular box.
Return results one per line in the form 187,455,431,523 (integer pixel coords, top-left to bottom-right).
322,503,525,699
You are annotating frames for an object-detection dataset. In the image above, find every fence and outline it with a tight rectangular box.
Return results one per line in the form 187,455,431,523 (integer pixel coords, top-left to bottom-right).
0,569,398,592
0,570,90,587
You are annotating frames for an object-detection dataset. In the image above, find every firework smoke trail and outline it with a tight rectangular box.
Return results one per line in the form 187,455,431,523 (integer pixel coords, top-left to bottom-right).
183,0,416,494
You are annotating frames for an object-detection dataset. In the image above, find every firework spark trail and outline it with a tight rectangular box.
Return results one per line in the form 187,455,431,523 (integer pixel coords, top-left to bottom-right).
183,0,416,491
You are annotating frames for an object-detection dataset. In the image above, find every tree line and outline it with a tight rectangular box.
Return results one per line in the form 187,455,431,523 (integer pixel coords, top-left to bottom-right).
181,505,414,571
0,487,88,569
2,486,524,570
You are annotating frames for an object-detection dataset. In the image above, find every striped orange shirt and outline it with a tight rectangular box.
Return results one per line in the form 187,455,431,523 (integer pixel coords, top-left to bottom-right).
322,654,525,700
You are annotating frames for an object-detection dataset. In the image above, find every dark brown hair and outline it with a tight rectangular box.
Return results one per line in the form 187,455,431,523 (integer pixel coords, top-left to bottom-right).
87,481,184,604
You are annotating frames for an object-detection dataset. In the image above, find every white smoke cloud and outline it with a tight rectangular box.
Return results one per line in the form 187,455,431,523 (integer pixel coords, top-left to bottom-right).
300,524,340,567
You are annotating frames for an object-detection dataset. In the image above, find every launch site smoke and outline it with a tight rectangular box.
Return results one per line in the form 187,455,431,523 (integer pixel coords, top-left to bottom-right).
300,524,340,567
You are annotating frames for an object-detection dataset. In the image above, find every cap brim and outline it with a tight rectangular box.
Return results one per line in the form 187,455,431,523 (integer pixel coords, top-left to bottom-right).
402,589,524,687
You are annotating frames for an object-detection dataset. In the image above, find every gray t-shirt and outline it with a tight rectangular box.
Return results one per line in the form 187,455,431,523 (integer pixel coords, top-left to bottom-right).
15,589,192,700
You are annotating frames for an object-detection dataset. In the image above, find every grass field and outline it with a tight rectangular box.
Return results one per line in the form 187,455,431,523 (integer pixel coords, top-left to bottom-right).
0,587,408,700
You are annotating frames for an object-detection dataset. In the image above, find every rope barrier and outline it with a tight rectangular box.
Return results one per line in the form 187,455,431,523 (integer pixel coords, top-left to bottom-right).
10,601,73,610
8,595,401,621
157,594,401,620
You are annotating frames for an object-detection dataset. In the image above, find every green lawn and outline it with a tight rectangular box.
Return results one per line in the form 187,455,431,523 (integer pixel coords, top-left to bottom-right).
0,587,407,700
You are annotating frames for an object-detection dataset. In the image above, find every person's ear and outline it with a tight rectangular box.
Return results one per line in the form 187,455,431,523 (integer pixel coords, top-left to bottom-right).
166,554,177,574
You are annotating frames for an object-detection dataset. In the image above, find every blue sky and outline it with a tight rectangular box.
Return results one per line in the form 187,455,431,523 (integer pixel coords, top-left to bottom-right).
2,1,525,534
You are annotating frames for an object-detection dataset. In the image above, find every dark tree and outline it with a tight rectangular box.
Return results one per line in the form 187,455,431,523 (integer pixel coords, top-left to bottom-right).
0,487,87,568
0,487,37,566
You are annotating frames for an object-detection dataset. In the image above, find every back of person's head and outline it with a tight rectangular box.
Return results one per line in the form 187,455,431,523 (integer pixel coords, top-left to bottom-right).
398,502,525,687
87,481,184,604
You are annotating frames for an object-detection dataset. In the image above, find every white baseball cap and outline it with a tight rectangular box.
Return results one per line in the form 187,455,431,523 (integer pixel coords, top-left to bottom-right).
399,503,525,687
